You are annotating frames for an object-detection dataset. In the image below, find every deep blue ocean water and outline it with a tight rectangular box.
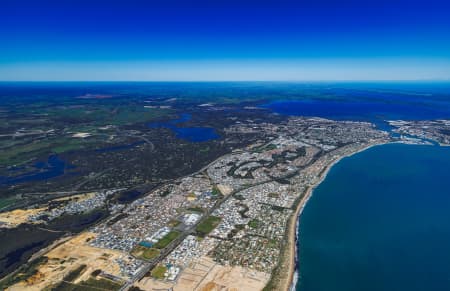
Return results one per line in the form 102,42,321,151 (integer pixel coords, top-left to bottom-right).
264,98,450,131
297,143,450,291
149,113,220,142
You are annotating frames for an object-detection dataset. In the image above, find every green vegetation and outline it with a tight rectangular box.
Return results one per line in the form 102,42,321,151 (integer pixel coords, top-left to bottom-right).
131,246,160,260
0,137,87,166
142,248,160,260
187,206,204,213
0,256,48,290
252,143,277,153
0,197,16,209
52,139,87,154
266,144,278,150
196,215,221,237
151,265,167,280
211,185,224,199
154,231,181,249
0,103,174,168
50,277,122,291
268,192,280,198
160,189,171,197
48,105,172,126
63,264,87,282
0,139,54,165
211,186,222,196
271,205,285,212
199,146,210,153
268,239,278,248
248,219,261,229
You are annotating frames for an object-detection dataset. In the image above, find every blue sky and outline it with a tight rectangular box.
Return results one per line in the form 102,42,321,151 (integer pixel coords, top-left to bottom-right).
1,0,450,81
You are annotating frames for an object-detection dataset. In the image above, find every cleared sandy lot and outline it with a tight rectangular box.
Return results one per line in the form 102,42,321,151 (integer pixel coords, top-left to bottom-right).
8,232,128,291
135,256,269,291
0,208,46,227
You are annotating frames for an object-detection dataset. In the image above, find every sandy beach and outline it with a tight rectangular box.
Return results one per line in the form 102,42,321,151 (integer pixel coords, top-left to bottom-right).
278,141,387,291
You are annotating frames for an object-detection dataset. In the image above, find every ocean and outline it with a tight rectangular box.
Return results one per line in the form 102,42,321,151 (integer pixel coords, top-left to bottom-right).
297,143,450,291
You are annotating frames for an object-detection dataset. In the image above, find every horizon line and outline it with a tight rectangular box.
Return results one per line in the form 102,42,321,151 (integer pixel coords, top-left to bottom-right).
1,79,449,83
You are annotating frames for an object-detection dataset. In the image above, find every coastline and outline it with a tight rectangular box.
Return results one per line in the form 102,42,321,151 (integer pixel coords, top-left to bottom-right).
281,141,388,291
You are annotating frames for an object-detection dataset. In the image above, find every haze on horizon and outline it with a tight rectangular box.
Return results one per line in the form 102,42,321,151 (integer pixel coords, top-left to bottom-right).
1,0,450,81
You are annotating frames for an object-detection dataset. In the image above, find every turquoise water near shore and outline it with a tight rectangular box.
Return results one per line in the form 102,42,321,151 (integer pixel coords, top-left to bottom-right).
297,143,450,291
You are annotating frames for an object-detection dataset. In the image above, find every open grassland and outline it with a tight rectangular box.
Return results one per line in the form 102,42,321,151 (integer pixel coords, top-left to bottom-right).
154,231,181,249
131,246,160,260
196,216,221,237
150,265,167,280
